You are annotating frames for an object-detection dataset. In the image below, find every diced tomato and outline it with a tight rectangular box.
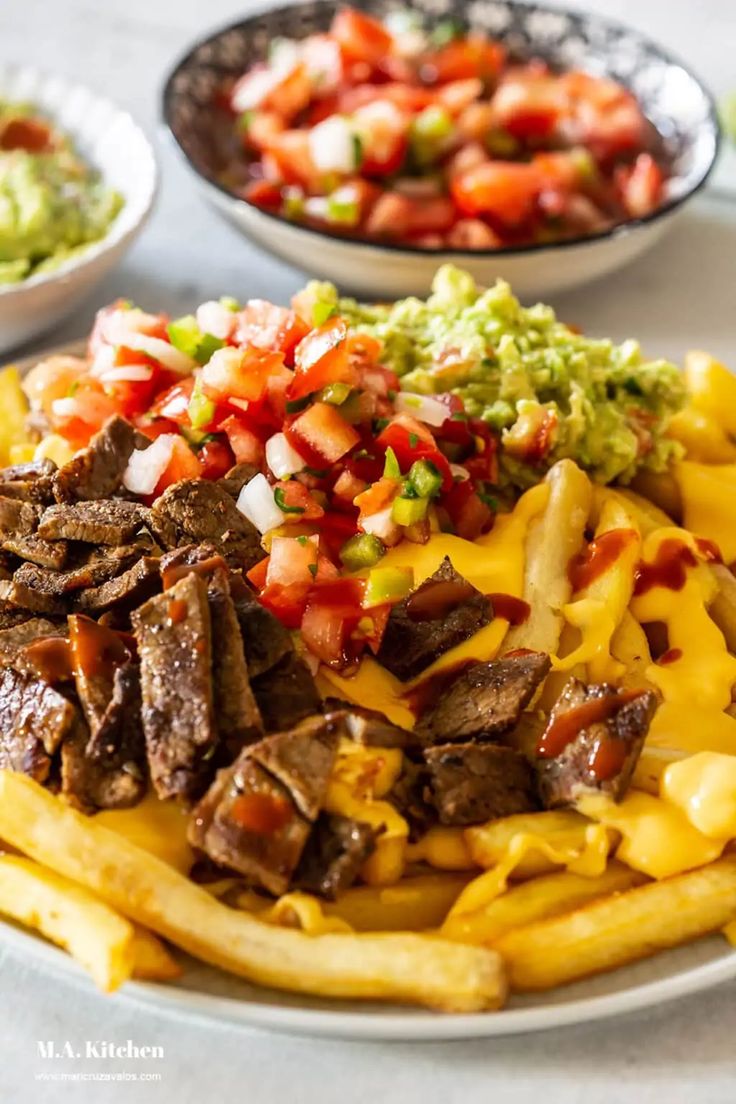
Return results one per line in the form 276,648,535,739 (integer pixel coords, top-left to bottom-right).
300,577,366,666
339,82,434,115
331,8,393,66
441,480,495,541
353,100,409,177
365,192,413,238
197,438,235,481
236,300,309,362
149,378,195,425
232,63,311,121
202,346,285,403
273,479,325,521
288,402,361,464
451,160,542,226
353,476,400,520
617,153,664,219
50,380,119,449
446,218,501,249
246,556,270,589
243,180,283,210
446,142,489,179
220,414,266,466
0,115,52,152
137,417,180,442
376,415,453,490
318,511,360,558
288,318,354,401
153,436,202,495
268,535,319,587
424,37,505,85
435,78,483,115
492,75,565,140
262,129,319,187
332,467,367,504
259,581,311,629
244,111,285,151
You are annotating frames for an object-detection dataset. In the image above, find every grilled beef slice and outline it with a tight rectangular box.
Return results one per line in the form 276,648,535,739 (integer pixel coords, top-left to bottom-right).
133,573,217,800
0,577,66,616
60,692,146,813
150,480,262,569
249,714,340,820
425,743,538,826
0,608,36,630
77,557,161,614
0,618,66,667
376,557,493,681
38,500,150,545
535,679,657,808
295,814,378,899
0,665,77,782
322,698,414,748
218,463,259,499
52,415,147,503
0,496,41,538
2,534,69,570
0,459,57,504
206,567,263,753
387,758,436,840
232,587,293,679
251,651,321,732
189,755,311,896
415,652,551,745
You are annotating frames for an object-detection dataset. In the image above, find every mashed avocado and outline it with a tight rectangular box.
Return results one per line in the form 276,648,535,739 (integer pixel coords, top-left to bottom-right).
0,101,123,284
304,265,685,487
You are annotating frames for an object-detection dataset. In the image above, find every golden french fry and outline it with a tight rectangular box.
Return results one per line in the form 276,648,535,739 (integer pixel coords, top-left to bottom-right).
504,459,592,655
0,854,135,991
406,826,477,871
709,564,736,653
683,350,736,435
465,811,608,880
674,461,736,564
443,862,645,945
668,407,736,464
0,773,506,1013
629,469,682,523
609,610,656,692
495,855,736,991
322,874,473,932
130,926,182,981
631,745,686,794
0,366,31,466
594,487,673,534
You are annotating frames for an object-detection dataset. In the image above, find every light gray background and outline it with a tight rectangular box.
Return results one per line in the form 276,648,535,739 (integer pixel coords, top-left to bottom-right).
1,0,736,1100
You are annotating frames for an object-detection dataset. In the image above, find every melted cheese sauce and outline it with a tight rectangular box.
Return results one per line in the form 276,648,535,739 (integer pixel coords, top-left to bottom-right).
675,461,736,564
95,794,193,873
662,752,736,839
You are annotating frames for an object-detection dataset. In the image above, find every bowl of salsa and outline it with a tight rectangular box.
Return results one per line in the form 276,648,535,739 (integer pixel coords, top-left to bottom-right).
163,0,719,299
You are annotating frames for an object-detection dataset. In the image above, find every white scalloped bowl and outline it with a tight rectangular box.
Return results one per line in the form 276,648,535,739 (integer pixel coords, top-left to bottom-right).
0,65,157,354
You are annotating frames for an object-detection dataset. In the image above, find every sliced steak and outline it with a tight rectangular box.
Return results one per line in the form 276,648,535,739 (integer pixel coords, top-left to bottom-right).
0,459,56,483
0,577,66,616
322,698,413,748
0,665,77,782
0,460,56,504
205,567,263,753
218,463,259,499
60,695,146,812
388,759,436,841
38,500,150,545
249,715,340,821
53,415,147,502
425,743,538,826
0,608,35,630
188,754,310,896
150,479,261,569
77,557,161,614
415,652,551,746
376,557,493,681
0,617,66,666
2,534,69,570
133,572,217,800
295,814,378,899
251,651,321,732
232,587,292,679
13,551,141,598
535,679,657,808
0,497,41,538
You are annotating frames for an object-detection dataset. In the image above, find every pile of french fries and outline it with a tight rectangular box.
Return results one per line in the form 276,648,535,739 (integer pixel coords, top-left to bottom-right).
1,352,736,1013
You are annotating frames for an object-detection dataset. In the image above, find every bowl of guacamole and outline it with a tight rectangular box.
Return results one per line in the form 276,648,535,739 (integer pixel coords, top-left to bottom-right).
306,264,685,488
0,66,157,353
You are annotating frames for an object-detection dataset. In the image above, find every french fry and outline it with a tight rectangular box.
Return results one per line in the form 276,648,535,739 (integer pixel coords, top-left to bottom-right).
465,810,609,880
668,407,736,464
709,564,736,653
683,350,736,434
495,855,736,991
609,610,655,692
675,461,736,564
130,926,182,981
504,459,592,655
443,862,645,945
0,366,31,466
0,773,506,1012
0,854,135,991
631,744,686,794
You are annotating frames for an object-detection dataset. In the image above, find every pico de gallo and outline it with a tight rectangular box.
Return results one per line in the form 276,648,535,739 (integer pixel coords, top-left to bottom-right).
21,269,682,668
219,6,669,249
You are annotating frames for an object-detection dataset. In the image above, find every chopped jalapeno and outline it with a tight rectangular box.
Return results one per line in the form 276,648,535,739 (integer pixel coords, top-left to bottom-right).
339,533,386,571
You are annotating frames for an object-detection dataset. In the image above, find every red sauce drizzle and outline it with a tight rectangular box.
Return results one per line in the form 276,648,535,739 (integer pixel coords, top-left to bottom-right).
20,637,74,683
69,615,131,679
568,529,638,592
403,659,477,717
587,736,629,781
658,647,682,666
168,598,189,625
633,539,698,596
162,555,229,590
537,690,638,760
695,537,723,564
487,593,530,626
231,793,293,834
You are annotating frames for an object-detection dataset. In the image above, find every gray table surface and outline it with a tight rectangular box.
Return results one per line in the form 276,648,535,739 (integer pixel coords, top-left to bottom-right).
2,0,736,1099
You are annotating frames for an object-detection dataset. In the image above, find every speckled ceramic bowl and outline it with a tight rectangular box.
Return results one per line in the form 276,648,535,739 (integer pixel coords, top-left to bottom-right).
0,65,157,353
162,0,720,299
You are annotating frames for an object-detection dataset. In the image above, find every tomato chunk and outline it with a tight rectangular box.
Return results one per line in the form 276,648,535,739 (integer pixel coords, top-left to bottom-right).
288,402,361,464
289,318,354,401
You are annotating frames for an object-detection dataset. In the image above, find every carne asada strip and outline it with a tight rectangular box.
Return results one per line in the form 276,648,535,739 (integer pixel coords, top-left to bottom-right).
251,651,321,732
0,459,56,484
150,479,262,569
53,415,148,503
133,572,217,800
204,567,263,753
189,753,311,896
232,587,293,680
0,497,41,538
249,715,340,821
322,698,414,749
77,557,161,614
425,742,539,826
67,614,132,736
535,679,657,807
60,698,146,812
0,664,77,782
2,534,69,570
0,460,57,504
376,557,493,682
295,814,379,899
37,500,150,545
387,758,436,840
414,652,551,745
0,577,66,616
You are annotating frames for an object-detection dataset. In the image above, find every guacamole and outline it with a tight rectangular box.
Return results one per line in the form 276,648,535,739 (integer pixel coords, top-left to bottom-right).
0,101,123,284
304,266,685,487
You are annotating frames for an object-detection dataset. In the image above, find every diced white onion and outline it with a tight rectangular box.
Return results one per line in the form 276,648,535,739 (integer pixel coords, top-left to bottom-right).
303,196,330,221
196,300,236,341
89,343,116,378
265,432,306,480
50,398,79,418
308,115,357,174
120,334,196,376
360,506,399,543
232,67,284,112
450,463,470,481
394,392,449,427
122,435,177,496
98,364,155,383
237,473,285,535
